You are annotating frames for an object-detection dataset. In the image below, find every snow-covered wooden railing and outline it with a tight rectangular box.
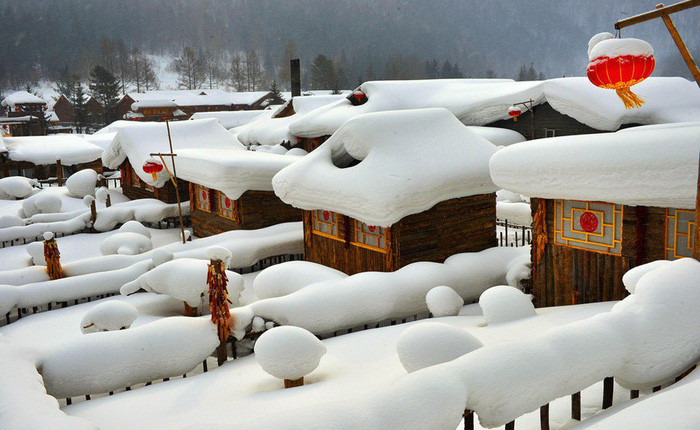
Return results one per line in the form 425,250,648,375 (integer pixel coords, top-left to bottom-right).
496,218,532,248
0,228,90,248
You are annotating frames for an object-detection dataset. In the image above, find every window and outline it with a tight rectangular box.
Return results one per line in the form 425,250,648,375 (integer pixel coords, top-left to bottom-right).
130,166,141,188
545,128,557,138
352,220,388,253
665,209,695,259
312,209,342,241
218,191,239,221
194,184,211,212
554,200,622,255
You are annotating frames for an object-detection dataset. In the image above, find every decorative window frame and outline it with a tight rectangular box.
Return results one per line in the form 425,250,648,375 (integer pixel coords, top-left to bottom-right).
351,220,388,253
665,208,695,260
554,199,623,255
194,184,211,213
311,209,342,242
217,191,239,222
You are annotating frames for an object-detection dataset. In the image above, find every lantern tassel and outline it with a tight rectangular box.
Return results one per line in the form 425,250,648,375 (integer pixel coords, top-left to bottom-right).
615,87,645,109
150,172,158,181
513,116,518,122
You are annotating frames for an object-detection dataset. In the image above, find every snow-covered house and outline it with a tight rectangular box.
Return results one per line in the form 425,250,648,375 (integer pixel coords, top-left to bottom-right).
273,108,499,275
0,134,103,179
101,119,239,203
1,91,49,136
490,121,700,307
188,110,267,130
176,147,303,237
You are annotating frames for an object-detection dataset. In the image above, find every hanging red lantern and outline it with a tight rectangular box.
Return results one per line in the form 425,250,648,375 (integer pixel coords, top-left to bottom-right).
507,105,522,122
587,33,655,109
353,90,366,102
142,160,164,181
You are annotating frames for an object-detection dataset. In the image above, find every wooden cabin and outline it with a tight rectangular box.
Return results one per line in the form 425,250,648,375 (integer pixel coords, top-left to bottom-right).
1,91,49,136
489,123,700,307
118,159,188,203
274,108,500,275
52,95,75,124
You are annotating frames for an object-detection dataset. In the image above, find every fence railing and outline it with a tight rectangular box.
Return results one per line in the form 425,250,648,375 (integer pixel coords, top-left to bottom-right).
497,219,532,248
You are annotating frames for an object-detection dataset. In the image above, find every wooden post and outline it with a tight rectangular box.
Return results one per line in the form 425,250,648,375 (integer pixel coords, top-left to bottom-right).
463,409,474,430
540,404,550,430
656,3,700,87
505,420,515,430
571,391,581,420
183,302,199,317
105,193,111,207
602,377,614,409
56,158,63,186
290,59,301,97
630,390,640,399
90,199,97,229
694,153,700,260
283,377,304,388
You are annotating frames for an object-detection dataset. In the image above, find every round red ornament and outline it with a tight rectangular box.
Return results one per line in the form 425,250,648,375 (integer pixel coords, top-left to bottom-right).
579,211,599,233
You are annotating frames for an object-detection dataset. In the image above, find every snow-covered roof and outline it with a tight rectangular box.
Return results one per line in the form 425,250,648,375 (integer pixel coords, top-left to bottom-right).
102,118,243,187
125,89,273,108
465,126,526,146
489,121,700,209
238,95,346,146
273,108,499,227
176,148,302,200
1,91,47,107
1,135,103,165
0,135,7,154
188,111,266,129
290,77,700,137
131,100,177,110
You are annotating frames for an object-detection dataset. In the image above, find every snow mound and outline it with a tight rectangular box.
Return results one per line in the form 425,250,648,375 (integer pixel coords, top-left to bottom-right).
397,322,483,373
151,249,174,267
0,176,35,199
99,232,153,256
253,261,347,299
426,286,464,317
117,220,152,238
622,260,671,294
43,231,54,240
95,187,109,204
285,147,308,156
80,301,139,333
22,192,62,217
589,37,654,61
25,241,46,266
254,326,327,380
0,285,21,315
66,169,98,198
587,32,615,57
479,286,535,325
205,246,232,265
0,214,24,228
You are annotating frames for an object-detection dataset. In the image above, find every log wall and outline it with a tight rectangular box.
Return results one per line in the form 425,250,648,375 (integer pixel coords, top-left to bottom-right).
120,160,188,203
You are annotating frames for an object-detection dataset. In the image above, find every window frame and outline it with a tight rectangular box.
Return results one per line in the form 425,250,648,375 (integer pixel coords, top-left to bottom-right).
194,184,211,213
351,219,388,253
311,209,343,242
553,199,622,256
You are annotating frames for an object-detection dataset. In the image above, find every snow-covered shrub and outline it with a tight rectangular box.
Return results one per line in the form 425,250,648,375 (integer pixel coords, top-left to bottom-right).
99,232,153,256
117,220,152,238
66,169,98,198
0,285,21,315
396,322,482,373
21,192,62,217
254,261,347,299
0,176,35,199
622,260,670,294
80,301,139,334
426,286,464,317
25,241,46,266
478,286,535,325
0,215,24,228
254,326,327,384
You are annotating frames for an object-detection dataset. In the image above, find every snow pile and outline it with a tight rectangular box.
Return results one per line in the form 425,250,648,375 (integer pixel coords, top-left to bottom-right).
490,122,700,209
25,241,46,265
117,220,152,238
0,176,36,199
65,169,97,198
396,322,482,373
587,32,615,57
254,326,327,381
40,317,219,398
102,119,241,187
622,260,670,294
99,232,153,256
253,261,347,299
478,285,536,325
22,192,62,216
120,258,244,308
0,285,21,315
465,126,526,146
0,214,25,228
189,110,267,129
589,37,654,61
205,246,232,264
92,199,185,231
2,135,102,165
274,108,498,227
425,286,464,317
80,301,139,333
230,247,528,338
496,189,532,226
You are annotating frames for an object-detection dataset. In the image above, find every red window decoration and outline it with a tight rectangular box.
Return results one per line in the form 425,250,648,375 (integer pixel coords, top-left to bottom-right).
217,191,239,221
665,209,695,260
194,184,211,212
130,166,141,188
554,200,622,255
312,209,341,241
352,220,388,253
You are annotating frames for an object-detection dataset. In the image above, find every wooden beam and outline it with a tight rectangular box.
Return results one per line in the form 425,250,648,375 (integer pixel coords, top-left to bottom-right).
614,0,700,29
694,153,700,260
656,3,700,86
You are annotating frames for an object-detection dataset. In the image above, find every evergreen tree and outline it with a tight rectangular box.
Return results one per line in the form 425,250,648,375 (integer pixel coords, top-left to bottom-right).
310,55,337,90
71,78,87,133
425,59,439,79
269,79,283,101
88,65,119,109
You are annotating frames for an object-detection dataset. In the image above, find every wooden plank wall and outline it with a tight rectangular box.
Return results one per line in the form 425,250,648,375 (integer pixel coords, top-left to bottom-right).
120,160,188,203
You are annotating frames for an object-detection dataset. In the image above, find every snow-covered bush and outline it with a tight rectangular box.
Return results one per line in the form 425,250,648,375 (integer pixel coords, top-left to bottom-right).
425,286,464,317
0,215,24,228
66,169,98,198
396,322,482,373
254,261,347,299
99,232,153,256
117,220,151,239
254,326,326,384
80,301,139,334
478,286,535,325
21,192,62,217
0,285,21,315
0,176,35,199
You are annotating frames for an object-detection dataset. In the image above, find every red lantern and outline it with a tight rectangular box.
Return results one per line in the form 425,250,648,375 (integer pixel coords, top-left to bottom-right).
507,106,521,122
587,35,655,109
142,160,164,181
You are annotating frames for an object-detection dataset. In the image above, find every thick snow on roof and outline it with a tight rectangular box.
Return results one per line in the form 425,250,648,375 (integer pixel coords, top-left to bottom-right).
102,119,242,187
290,77,700,137
189,110,267,129
466,126,526,146
489,121,700,209
125,89,272,107
273,108,499,227
238,95,345,146
1,91,47,107
176,148,301,199
2,135,103,165
131,99,177,110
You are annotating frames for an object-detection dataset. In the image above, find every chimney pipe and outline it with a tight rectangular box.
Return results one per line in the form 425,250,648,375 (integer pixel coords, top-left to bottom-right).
290,59,301,97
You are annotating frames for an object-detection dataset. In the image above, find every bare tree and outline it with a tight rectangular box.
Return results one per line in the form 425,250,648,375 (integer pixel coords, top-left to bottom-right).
228,53,246,92
131,48,159,92
173,46,204,90
244,50,265,91
202,50,224,89
277,39,298,90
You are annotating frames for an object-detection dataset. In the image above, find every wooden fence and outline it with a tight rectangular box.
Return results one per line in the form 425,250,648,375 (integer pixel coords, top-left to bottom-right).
497,219,532,247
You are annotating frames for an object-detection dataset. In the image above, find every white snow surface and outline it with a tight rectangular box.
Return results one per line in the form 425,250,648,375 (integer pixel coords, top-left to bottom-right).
425,286,464,317
65,169,97,198
0,176,36,199
125,89,272,108
466,126,526,146
1,135,103,165
1,90,47,107
587,32,615,57
176,147,301,200
489,121,700,209
478,285,536,325
273,108,499,227
117,220,152,238
80,301,138,333
588,37,654,61
254,326,327,380
21,192,62,216
396,322,482,373
622,260,671,294
290,77,700,136
253,261,347,299
99,232,153,256
101,119,241,187
189,110,267,129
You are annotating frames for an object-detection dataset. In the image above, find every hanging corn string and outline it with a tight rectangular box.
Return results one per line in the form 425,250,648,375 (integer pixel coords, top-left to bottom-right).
43,232,65,280
208,255,232,367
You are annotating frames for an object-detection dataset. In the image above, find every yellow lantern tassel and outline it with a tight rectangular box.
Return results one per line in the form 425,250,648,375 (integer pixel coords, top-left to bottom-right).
150,172,158,181
615,87,645,109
